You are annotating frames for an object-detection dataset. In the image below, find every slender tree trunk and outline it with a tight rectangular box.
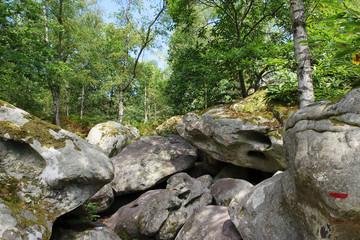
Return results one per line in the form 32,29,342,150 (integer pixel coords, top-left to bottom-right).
117,90,124,124
290,0,315,108
144,80,148,123
80,85,85,119
51,89,61,126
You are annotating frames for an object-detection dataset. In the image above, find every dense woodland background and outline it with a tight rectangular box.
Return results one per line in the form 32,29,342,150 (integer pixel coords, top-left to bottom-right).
1,0,359,136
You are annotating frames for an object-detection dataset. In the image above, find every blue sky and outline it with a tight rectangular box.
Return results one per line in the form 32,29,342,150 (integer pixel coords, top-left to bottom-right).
98,0,168,70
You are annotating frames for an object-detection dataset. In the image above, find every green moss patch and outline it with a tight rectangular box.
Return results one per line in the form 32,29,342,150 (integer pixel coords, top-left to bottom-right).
0,174,61,239
0,115,81,150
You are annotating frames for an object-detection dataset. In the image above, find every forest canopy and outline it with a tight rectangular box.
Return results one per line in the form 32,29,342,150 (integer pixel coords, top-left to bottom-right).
1,0,359,134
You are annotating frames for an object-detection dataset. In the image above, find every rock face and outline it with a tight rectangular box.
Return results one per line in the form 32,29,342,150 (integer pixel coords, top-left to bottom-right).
175,206,242,240
210,178,253,206
0,100,114,240
87,121,129,158
110,135,198,195
176,91,289,172
107,173,212,240
229,89,360,239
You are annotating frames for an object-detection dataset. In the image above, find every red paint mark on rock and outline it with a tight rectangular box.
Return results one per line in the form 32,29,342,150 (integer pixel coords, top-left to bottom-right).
329,193,348,199
173,188,178,191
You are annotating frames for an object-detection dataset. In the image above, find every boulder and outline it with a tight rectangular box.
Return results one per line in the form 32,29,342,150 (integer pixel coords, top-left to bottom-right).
229,89,360,239
176,91,289,172
52,223,122,240
156,173,213,240
106,190,166,240
210,178,253,206
154,115,183,136
87,184,114,214
125,125,140,140
107,173,212,240
196,175,213,189
110,135,197,195
175,206,242,240
87,121,128,158
0,100,114,240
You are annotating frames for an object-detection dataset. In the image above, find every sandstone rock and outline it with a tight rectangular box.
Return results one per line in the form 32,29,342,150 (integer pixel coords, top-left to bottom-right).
0,100,114,240
175,205,242,240
229,89,360,239
125,125,140,140
52,223,122,240
154,115,183,136
106,190,165,239
196,175,213,189
87,184,114,214
210,178,253,206
107,173,212,240
87,121,128,157
110,135,197,195
176,95,286,172
156,173,213,240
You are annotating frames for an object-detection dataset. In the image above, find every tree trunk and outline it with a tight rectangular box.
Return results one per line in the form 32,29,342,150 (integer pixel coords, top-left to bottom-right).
117,89,124,124
51,88,61,126
80,85,85,119
290,0,315,108
238,70,248,98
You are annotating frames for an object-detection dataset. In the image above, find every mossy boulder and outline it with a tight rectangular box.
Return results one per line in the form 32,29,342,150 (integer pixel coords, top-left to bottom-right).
0,100,114,240
154,115,183,136
230,90,268,113
87,121,129,158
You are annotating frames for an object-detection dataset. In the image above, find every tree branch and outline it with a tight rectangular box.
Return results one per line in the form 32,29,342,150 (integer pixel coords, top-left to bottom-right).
122,4,166,91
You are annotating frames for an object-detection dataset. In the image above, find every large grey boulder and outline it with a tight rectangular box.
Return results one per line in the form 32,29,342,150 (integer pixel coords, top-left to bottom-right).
176,92,288,172
210,178,253,206
110,135,198,195
0,100,114,240
175,205,242,240
229,89,360,239
87,121,128,158
107,173,212,240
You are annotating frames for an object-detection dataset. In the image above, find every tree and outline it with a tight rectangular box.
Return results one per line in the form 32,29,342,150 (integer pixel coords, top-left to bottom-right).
290,0,315,108
115,0,167,124
167,0,290,114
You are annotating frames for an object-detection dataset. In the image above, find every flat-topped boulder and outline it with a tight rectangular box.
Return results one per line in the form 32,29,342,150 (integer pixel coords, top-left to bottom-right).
0,100,114,240
110,135,198,195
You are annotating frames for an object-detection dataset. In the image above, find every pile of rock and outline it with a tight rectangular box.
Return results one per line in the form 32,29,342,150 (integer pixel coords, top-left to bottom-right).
2,88,360,239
